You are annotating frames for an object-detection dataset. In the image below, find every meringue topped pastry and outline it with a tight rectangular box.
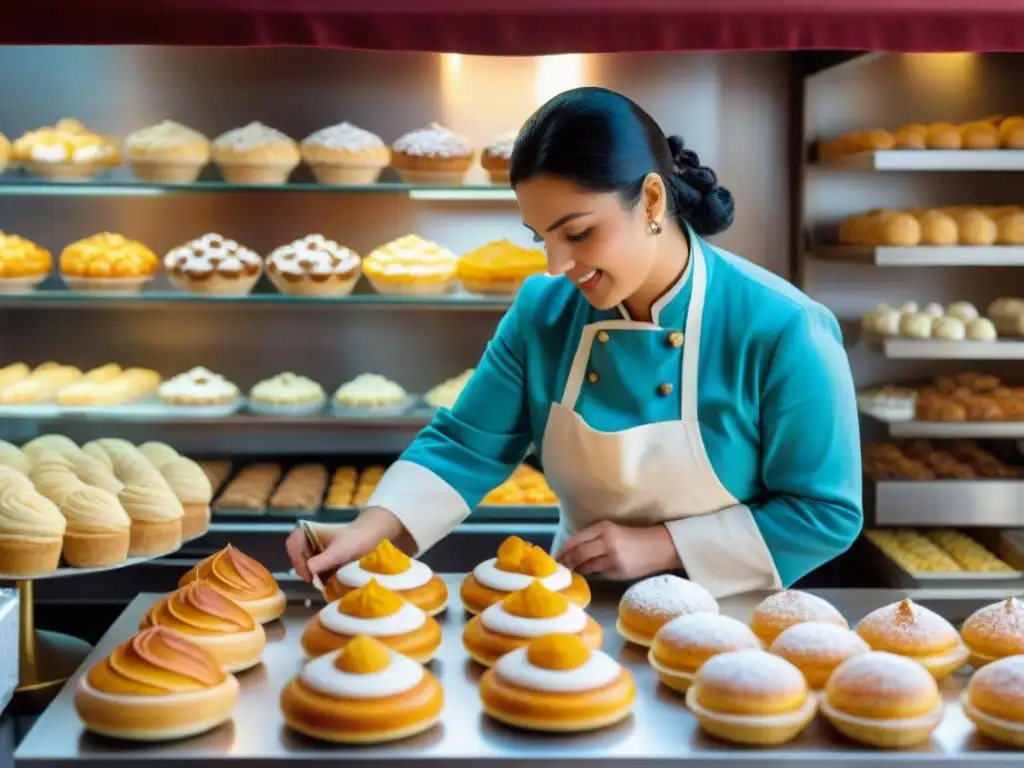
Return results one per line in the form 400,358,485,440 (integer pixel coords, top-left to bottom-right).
266,235,361,297
125,120,211,183
158,367,239,407
481,130,515,183
333,373,408,410
326,539,447,616
391,123,473,185
856,598,969,680
179,544,287,624
164,233,262,296
250,372,326,409
301,122,391,185
212,121,300,185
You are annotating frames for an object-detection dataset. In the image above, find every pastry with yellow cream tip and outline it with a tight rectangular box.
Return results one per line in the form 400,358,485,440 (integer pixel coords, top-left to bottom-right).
301,122,391,185
962,655,1024,747
0,440,30,474
125,120,211,183
0,232,52,292
117,480,184,557
648,613,762,694
266,234,361,297
822,651,943,748
481,131,515,183
1,364,81,404
855,598,968,680
281,634,443,744
457,239,546,296
301,578,441,663
479,633,635,732
616,574,718,648
164,233,263,296
769,621,870,690
464,580,602,667
13,119,117,179
179,544,286,624
961,597,1024,668
459,535,591,616
156,456,213,539
750,590,848,646
140,581,266,672
74,625,239,741
212,122,300,185
59,486,132,567
362,234,458,296
0,491,67,576
60,233,159,293
686,649,816,746
325,540,447,616
391,123,474,185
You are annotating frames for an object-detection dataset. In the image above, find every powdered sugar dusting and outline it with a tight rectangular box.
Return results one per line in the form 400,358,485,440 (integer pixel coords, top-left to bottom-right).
164,233,261,276
968,655,1024,701
698,649,805,694
303,122,385,152
214,121,295,151
621,575,718,620
856,599,958,654
830,651,936,698
962,597,1024,647
771,621,870,659
485,131,517,159
393,123,471,158
755,590,846,626
658,613,761,651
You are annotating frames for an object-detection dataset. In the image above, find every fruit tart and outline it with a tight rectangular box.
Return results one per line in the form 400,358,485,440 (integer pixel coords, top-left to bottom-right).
0,231,51,293
60,232,159,293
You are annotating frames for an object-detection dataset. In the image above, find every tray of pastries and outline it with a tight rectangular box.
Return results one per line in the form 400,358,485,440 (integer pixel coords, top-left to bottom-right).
837,206,1024,248
862,373,1024,424
860,300,996,344
864,528,1023,583
818,115,1024,158
863,440,1020,480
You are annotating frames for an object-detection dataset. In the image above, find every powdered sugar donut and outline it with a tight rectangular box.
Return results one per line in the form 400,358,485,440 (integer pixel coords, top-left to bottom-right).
769,621,869,689
649,612,761,693
856,598,968,680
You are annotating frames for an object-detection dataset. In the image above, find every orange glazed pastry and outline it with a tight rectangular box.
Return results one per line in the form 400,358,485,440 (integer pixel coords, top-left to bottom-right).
856,598,968,681
75,626,238,741
457,239,546,296
325,540,447,616
463,580,602,667
282,635,442,744
961,597,1024,668
460,535,590,616
750,590,848,646
0,232,51,292
140,581,266,672
179,544,286,624
962,655,1024,748
59,232,159,293
301,578,441,663
616,574,718,648
648,613,762,694
479,633,635,732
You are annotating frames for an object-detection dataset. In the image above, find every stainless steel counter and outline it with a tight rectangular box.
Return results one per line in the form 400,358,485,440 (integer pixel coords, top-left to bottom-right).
13,577,1023,767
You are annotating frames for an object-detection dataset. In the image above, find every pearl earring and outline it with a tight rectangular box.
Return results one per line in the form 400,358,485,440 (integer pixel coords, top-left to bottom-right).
648,220,662,235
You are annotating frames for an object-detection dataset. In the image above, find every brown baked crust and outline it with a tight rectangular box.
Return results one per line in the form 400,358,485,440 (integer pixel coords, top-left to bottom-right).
128,518,183,557
62,528,130,568
390,151,473,173
0,536,62,576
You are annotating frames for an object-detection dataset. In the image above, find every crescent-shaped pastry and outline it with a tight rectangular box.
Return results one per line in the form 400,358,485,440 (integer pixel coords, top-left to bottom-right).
179,544,286,624
855,598,968,680
616,574,718,648
325,540,448,616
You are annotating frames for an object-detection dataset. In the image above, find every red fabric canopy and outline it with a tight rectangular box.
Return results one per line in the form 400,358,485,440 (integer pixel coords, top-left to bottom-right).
7,0,1024,52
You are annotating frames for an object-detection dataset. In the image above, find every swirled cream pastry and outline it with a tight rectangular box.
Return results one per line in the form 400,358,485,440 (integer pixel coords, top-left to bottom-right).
463,580,602,667
179,544,286,624
281,635,443,744
164,233,263,296
649,613,763,694
250,372,326,410
460,535,591,615
125,120,211,183
140,581,266,672
118,481,184,556
155,457,212,539
617,574,718,648
158,367,239,407
266,234,361,297
301,122,390,185
137,441,178,469
0,441,29,474
362,234,458,296
69,453,124,496
325,540,447,616
74,626,240,741
59,486,131,567
30,453,86,506
0,466,34,501
0,231,52,291
856,598,968,680
301,578,441,663
212,121,300,185
391,123,474,184
81,437,137,468
480,634,635,732
0,491,67,576
961,597,1024,668
750,590,848,646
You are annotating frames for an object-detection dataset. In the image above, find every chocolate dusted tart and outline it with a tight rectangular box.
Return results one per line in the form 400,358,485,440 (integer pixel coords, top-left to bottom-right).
265,235,361,297
164,233,262,296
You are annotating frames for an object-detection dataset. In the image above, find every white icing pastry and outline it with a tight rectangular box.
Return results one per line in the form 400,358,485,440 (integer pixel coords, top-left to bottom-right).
303,123,385,152
335,559,433,591
250,372,324,404
334,374,407,408
899,311,933,339
299,647,423,698
923,302,944,318
966,317,998,341
494,646,622,692
480,602,588,637
164,233,262,277
947,301,979,322
932,316,966,341
157,367,239,401
317,601,426,637
621,574,719,617
72,144,104,163
126,120,208,152
267,234,360,277
31,143,68,163
393,123,471,158
485,131,516,159
472,557,572,592
899,301,919,314
214,121,294,152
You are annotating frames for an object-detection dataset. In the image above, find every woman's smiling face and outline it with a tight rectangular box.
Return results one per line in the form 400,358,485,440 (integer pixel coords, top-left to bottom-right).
515,173,661,311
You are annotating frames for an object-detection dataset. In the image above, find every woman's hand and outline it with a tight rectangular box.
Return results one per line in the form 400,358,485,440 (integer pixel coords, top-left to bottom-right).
554,521,681,580
286,507,409,583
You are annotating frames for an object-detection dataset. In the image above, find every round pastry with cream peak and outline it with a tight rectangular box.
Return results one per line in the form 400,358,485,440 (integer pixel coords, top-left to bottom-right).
855,598,968,680
750,590,848,646
140,581,266,672
648,612,762,694
479,633,635,732
179,544,286,624
324,539,447,616
769,621,870,690
301,578,441,663
962,655,1024,748
960,597,1024,668
157,456,212,539
459,535,591,616
281,634,443,744
822,651,943,749
158,367,239,407
685,649,816,746
212,121,300,185
391,123,474,185
74,626,239,742
125,120,211,184
616,574,718,648
463,580,602,667
59,486,131,568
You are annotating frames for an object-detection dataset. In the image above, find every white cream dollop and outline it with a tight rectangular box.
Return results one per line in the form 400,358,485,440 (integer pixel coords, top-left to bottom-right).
299,647,423,698
472,557,572,592
335,559,433,591
480,601,588,637
494,646,622,692
317,600,426,637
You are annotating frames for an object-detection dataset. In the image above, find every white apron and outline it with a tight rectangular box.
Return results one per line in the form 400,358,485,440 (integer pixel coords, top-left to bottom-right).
541,236,776,596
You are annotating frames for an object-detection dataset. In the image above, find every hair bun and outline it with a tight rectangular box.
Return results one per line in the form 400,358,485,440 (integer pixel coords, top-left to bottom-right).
667,136,701,171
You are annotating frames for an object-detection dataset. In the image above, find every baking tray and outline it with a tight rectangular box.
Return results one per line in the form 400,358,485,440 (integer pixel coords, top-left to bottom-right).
863,534,1024,589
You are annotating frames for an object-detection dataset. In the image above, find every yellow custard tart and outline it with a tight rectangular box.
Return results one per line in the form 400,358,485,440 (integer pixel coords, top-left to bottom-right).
457,239,546,296
0,231,51,292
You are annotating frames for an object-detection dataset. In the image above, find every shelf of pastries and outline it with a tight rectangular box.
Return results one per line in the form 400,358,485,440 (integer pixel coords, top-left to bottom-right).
863,528,1024,587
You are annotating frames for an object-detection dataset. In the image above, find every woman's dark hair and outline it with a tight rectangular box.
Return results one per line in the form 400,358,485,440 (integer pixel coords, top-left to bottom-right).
509,87,733,236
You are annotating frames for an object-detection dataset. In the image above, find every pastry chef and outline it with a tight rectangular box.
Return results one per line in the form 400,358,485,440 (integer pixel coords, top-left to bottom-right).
289,87,862,598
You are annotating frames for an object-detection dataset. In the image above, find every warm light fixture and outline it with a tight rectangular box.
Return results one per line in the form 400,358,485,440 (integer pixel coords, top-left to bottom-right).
534,54,584,106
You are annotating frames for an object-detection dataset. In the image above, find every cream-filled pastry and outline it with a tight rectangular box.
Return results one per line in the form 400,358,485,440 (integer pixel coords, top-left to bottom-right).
823,651,943,748
325,540,447,616
30,453,86,506
617,574,718,648
140,581,266,672
158,367,239,406
81,437,137,468
59,486,131,567
118,481,184,556
281,635,443,744
250,372,326,409
124,120,211,184
391,123,473,185
137,441,178,468
212,121,300,184
362,234,458,296
333,374,408,410
750,590,848,646
164,233,263,296
648,613,762,694
687,649,816,746
69,453,124,496
961,597,1024,668
301,578,441,663
22,433,81,462
179,544,286,624
74,626,239,742
0,440,30,474
301,122,391,185
463,581,602,667
769,621,870,689
856,598,968,680
0,491,66,576
0,466,35,499
480,634,635,732
460,535,591,615
963,655,1024,748
156,456,212,539
266,234,361,297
